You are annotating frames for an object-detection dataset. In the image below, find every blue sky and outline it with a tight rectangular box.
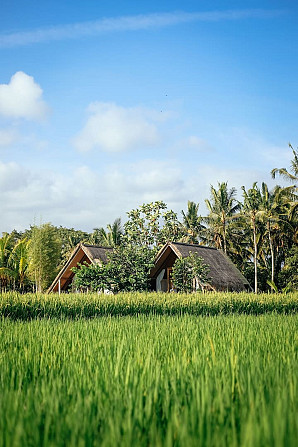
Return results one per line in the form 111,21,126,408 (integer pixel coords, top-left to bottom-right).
0,0,297,233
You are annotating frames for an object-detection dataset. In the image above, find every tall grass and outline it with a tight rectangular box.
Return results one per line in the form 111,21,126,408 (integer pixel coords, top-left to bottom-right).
0,315,297,446
0,291,297,319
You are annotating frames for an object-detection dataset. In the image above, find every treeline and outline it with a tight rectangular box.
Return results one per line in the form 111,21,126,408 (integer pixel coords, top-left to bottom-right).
0,146,297,293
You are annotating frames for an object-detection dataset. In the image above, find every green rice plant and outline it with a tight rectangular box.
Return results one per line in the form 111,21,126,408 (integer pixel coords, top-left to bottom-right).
0,291,297,320
0,315,297,446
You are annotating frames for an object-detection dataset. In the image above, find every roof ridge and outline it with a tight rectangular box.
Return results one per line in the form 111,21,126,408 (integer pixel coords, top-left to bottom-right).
170,242,217,250
81,243,113,249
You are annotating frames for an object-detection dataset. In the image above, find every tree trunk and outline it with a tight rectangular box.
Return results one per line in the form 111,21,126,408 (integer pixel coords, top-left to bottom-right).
268,222,275,290
253,217,258,293
223,218,227,254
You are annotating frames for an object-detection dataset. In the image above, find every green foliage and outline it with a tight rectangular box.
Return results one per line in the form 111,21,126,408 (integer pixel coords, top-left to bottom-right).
72,245,154,293
0,233,14,290
72,262,107,292
243,263,270,292
90,218,123,247
124,201,183,248
29,223,61,292
241,183,263,293
205,182,240,254
271,143,298,183
104,245,154,292
172,257,193,292
278,245,298,291
55,226,90,265
172,253,210,292
0,234,31,291
181,200,204,244
0,314,297,446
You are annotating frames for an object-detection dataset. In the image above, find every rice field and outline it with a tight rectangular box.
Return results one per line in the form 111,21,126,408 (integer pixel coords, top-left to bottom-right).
0,305,297,446
0,291,297,319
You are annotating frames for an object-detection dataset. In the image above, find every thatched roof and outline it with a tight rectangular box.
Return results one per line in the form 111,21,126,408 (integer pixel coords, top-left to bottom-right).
48,243,112,293
81,244,112,264
150,242,250,291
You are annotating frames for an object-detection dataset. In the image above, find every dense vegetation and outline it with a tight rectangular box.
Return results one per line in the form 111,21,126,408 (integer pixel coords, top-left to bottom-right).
0,291,297,320
0,145,297,292
0,314,296,446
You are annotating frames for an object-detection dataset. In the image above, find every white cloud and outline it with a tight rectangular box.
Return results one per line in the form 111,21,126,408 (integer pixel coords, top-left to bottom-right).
73,102,160,152
0,159,188,233
0,154,288,234
0,128,17,147
0,72,49,121
0,161,31,192
0,10,284,48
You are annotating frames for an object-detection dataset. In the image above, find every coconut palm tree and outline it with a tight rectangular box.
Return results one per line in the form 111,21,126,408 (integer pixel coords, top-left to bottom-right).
181,201,204,244
0,234,31,291
271,144,298,183
271,144,298,223
91,218,123,247
241,183,263,293
258,183,291,289
205,182,240,254
0,233,14,291
10,238,31,290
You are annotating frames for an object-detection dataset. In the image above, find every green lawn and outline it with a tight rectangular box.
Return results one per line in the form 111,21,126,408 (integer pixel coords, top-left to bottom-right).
0,313,297,446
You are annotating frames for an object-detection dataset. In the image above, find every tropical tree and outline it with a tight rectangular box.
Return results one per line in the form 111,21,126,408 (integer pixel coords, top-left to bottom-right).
181,201,204,244
91,218,123,247
55,227,89,266
0,233,14,291
172,253,210,292
72,262,108,293
124,201,183,249
0,234,32,291
205,182,240,254
29,223,61,292
9,238,31,290
271,144,298,222
241,183,263,293
271,143,298,183
278,245,298,291
258,183,291,289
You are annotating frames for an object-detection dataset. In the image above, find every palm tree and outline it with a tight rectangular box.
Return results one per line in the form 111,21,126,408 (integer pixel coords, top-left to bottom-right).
258,183,290,289
181,201,204,244
0,235,31,291
0,233,14,291
106,218,123,246
271,144,298,183
241,183,263,293
205,182,240,254
10,238,31,290
91,218,123,247
271,144,298,221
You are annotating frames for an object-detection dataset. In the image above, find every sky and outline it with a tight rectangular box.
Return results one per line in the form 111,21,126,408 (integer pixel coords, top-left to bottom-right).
0,0,297,233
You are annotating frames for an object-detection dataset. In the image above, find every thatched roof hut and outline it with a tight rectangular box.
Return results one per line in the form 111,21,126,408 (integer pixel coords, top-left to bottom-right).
48,243,112,293
150,242,250,292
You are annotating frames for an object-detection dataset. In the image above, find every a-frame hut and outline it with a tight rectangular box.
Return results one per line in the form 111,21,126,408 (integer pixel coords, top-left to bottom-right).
150,242,250,292
48,243,112,293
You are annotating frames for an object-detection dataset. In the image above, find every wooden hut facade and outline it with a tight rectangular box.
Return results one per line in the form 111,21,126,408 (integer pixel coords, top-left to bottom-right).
150,242,250,292
48,243,112,293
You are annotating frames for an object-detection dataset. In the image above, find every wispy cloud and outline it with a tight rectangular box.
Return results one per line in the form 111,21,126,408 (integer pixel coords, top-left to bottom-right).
0,9,284,48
